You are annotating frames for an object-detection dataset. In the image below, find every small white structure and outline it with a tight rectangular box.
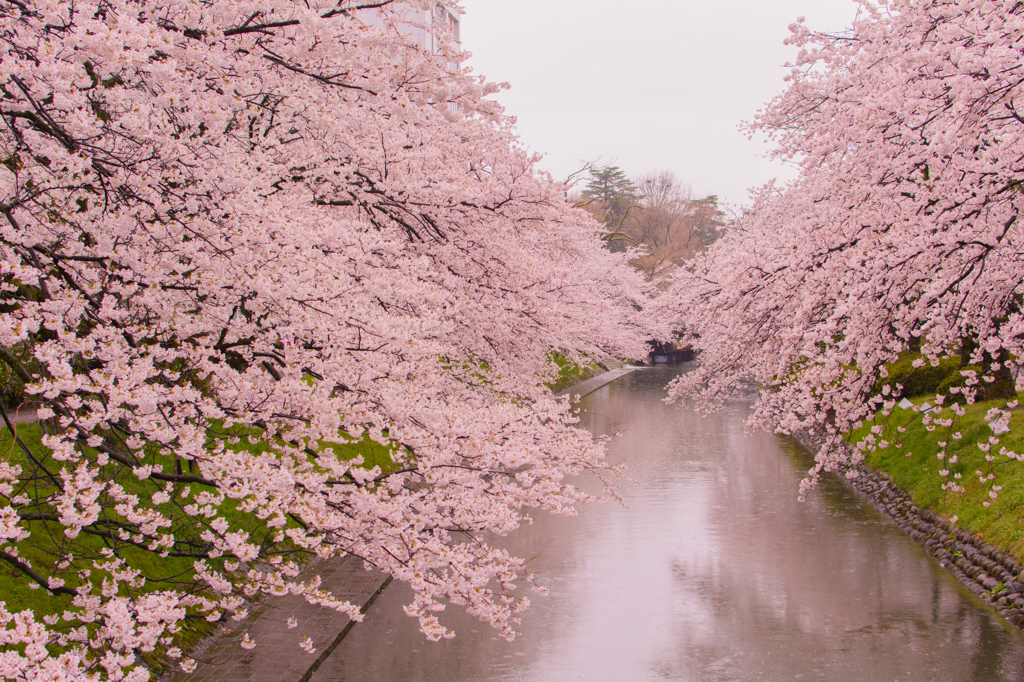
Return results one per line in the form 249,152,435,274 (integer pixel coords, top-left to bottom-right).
989,418,1011,435
354,3,461,54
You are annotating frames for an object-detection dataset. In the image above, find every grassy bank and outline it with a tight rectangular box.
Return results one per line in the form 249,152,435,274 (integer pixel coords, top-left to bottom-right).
0,420,219,664
850,396,1024,562
0,418,397,672
544,352,623,395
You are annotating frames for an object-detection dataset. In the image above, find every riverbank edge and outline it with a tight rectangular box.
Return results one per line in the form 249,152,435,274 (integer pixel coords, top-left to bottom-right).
556,366,639,400
791,427,1024,632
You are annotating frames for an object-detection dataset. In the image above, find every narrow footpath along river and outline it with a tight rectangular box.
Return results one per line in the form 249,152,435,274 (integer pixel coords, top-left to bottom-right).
311,368,1024,682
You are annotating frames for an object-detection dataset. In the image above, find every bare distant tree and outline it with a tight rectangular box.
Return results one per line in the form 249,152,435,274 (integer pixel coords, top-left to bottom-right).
627,171,724,283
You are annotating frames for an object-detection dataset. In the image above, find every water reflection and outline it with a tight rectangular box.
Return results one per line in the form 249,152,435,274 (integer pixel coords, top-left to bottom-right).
311,368,1024,682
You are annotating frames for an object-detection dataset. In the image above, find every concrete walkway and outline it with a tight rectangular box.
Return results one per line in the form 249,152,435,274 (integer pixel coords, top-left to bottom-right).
556,366,639,400
167,556,389,682
2,404,38,424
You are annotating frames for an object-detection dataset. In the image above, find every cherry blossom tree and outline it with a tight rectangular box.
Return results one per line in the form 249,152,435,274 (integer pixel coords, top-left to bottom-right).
665,0,1024,495
0,1,654,677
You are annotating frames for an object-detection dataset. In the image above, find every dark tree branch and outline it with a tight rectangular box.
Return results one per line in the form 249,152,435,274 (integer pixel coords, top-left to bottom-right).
0,548,78,596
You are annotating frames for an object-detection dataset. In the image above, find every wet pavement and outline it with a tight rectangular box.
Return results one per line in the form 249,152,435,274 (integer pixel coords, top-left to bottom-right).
556,367,637,399
167,555,388,682
1,404,38,424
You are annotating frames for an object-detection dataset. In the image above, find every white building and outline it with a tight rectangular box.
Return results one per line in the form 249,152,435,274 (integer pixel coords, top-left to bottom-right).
354,3,461,55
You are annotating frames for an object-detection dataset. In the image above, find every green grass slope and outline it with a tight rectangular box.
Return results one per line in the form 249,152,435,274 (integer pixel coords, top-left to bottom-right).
850,396,1024,560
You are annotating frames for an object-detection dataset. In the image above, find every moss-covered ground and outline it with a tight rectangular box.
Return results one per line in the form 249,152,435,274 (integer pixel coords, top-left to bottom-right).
544,352,618,394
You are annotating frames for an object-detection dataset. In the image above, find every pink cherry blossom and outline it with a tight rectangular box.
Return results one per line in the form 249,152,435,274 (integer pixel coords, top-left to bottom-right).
0,1,657,678
664,0,1024,495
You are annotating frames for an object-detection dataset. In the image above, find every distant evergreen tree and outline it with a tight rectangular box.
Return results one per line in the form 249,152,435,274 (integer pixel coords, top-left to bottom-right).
583,166,639,249
584,166,637,205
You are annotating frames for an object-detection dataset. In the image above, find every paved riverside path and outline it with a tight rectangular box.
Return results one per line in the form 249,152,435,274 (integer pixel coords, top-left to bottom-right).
167,556,389,682
1,404,38,424
165,367,638,682
556,366,638,400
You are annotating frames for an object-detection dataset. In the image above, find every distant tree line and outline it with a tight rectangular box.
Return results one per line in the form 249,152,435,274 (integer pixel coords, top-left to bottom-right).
576,166,725,285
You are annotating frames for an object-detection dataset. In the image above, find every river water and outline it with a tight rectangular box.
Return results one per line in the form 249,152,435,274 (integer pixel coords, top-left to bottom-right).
311,368,1024,682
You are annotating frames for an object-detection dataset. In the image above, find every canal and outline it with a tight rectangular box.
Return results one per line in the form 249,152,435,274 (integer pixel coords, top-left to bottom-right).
310,368,1024,681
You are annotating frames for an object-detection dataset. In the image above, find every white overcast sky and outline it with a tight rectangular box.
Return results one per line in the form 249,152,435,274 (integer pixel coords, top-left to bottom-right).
459,0,861,208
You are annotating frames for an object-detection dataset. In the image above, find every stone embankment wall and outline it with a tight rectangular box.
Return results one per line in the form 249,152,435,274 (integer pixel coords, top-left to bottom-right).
795,431,1024,631
842,465,1024,628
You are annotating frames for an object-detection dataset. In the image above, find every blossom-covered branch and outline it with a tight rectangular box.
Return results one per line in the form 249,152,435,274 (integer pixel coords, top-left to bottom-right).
665,0,1024,494
0,1,655,678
